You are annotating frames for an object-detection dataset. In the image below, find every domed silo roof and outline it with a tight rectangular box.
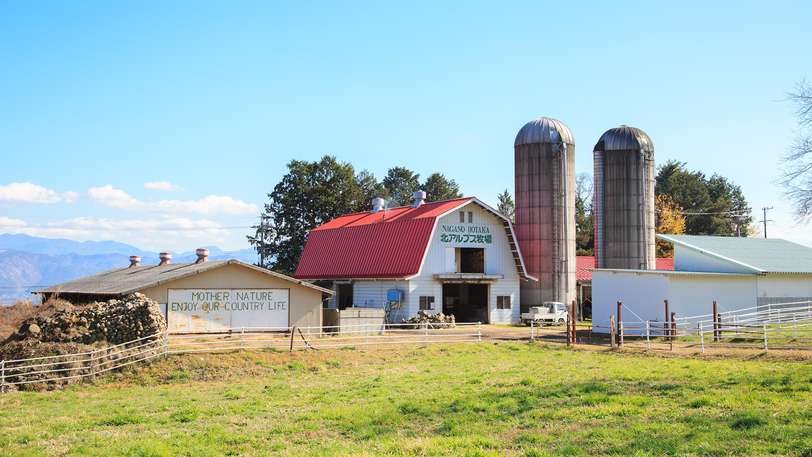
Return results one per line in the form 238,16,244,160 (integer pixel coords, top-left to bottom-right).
593,125,654,152
514,117,574,147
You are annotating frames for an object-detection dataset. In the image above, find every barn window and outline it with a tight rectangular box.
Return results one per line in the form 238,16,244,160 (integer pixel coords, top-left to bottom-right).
497,296,511,310
419,296,435,311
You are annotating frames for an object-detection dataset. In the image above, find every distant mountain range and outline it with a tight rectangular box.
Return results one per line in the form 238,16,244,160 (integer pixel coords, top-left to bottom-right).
0,234,258,303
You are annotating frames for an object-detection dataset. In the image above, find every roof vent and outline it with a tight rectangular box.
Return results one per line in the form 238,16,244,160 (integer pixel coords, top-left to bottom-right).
195,248,209,264
371,197,385,213
128,255,141,268
412,191,426,208
159,252,172,266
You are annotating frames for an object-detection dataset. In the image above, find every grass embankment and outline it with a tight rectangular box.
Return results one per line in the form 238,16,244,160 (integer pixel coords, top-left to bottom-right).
1,343,812,456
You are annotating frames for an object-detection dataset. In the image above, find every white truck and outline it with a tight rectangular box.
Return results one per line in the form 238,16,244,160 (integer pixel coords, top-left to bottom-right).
521,302,568,326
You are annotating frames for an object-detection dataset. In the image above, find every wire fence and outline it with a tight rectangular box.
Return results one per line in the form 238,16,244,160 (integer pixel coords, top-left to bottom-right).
593,300,812,352
1,322,482,392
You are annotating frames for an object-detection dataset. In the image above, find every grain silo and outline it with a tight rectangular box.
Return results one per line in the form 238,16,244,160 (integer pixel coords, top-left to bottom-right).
593,125,655,270
514,117,577,313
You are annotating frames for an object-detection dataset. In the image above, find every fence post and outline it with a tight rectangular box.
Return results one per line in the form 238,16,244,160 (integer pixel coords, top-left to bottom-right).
646,321,650,349
530,320,534,341
241,326,245,351
164,330,169,360
1,360,5,394
306,326,311,347
616,302,622,345
699,322,704,353
90,349,96,380
610,316,616,348
366,323,369,350
712,300,718,342
619,321,624,347
664,300,669,338
793,314,797,340
763,323,768,351
424,322,429,348
671,312,677,341
716,313,721,341
478,322,482,342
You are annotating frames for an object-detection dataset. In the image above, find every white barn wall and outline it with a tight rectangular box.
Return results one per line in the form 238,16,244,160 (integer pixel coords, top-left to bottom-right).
756,274,812,304
412,202,521,325
674,247,754,274
592,271,669,333
669,275,757,317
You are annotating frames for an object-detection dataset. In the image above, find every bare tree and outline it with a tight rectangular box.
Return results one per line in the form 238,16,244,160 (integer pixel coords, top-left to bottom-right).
576,172,593,204
777,79,812,220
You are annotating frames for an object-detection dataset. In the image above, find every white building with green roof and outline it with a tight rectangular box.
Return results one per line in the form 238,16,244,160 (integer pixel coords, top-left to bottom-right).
591,235,812,331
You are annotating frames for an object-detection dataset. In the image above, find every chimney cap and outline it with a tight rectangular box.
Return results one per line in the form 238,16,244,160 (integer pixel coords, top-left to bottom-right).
412,190,427,208
159,252,172,266
195,248,209,264
128,255,141,268
371,197,385,213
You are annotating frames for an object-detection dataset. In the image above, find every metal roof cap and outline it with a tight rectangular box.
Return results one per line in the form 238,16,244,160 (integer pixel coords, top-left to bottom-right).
514,117,574,147
593,125,654,152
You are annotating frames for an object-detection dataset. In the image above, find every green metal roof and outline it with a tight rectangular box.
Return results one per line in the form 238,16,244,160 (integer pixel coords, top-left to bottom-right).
656,235,812,274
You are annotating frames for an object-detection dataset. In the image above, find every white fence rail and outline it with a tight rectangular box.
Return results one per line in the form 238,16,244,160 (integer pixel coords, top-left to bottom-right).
595,300,812,352
1,322,481,392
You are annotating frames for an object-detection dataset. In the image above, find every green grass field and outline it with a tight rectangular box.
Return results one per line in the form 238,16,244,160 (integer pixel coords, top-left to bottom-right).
2,342,812,456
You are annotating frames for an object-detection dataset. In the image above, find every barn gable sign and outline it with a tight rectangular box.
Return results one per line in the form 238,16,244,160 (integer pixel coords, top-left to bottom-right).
167,288,289,332
439,225,492,244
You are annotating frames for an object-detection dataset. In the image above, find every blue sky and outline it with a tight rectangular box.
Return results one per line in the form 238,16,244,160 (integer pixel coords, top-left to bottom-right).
1,0,810,254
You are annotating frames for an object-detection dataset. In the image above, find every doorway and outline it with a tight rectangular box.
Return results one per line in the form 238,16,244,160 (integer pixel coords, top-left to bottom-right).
442,283,489,323
337,284,353,310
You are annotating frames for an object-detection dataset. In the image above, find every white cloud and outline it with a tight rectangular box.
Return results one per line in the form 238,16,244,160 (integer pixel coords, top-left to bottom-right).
0,216,235,249
144,181,185,192
0,182,79,204
88,185,258,215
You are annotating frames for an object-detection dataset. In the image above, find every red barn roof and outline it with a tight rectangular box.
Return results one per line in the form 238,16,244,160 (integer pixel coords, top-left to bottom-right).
294,197,535,280
576,256,675,282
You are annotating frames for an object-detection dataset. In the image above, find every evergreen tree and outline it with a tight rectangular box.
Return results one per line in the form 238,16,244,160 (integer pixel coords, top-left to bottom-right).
383,167,421,206
655,161,752,237
423,173,462,202
496,189,514,222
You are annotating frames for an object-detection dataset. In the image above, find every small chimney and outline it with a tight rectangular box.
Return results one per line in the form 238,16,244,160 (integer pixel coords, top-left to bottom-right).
195,248,209,264
412,190,426,208
159,252,172,266
371,197,385,213
128,255,141,268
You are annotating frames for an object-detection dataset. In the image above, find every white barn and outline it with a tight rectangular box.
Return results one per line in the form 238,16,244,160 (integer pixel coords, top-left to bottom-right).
294,195,537,325
592,235,812,331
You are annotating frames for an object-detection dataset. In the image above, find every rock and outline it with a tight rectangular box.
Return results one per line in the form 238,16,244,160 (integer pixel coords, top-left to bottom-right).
27,323,41,336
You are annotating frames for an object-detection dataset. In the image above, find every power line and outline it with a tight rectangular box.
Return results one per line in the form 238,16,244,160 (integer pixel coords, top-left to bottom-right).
655,209,750,216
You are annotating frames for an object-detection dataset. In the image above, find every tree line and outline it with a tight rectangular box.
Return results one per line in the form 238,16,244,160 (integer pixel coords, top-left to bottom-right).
247,156,461,275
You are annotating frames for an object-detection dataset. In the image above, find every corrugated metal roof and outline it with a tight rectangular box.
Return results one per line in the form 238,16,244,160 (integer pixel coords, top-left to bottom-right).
576,256,674,282
514,117,574,147
34,259,334,296
657,235,812,274
295,198,536,281
593,125,654,152
591,269,755,277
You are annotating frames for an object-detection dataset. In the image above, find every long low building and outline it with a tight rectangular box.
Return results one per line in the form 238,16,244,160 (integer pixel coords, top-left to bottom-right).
294,194,537,325
591,235,812,331
34,251,333,332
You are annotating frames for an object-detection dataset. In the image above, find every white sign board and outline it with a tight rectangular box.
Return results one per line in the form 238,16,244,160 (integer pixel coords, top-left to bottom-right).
167,289,289,333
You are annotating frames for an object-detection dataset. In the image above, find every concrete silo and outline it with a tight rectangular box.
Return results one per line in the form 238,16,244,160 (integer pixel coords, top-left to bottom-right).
514,117,577,313
593,125,656,270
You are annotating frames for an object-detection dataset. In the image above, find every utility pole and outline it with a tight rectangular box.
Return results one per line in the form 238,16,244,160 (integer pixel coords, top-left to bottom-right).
761,207,773,238
252,215,271,267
